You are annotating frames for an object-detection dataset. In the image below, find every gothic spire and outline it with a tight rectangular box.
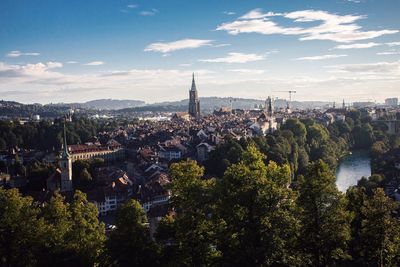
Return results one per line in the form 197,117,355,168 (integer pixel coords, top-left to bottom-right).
62,122,70,159
191,72,196,91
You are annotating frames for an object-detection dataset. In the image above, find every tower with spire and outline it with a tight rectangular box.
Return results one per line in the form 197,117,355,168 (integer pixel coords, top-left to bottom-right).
264,96,274,117
188,73,200,119
59,122,73,192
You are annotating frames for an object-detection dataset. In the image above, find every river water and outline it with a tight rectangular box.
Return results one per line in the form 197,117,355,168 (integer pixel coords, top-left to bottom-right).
336,150,371,192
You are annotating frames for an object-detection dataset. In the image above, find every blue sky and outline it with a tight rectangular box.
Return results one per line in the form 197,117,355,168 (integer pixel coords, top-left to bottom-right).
1,0,399,104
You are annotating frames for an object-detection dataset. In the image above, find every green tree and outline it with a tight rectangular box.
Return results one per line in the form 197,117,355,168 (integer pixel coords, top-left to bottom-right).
0,188,46,267
155,214,177,265
106,199,159,267
297,160,352,266
371,141,388,156
281,118,307,145
39,193,72,266
204,138,244,177
357,174,384,196
353,124,374,149
359,188,400,266
297,147,310,174
67,190,106,266
27,166,52,191
345,186,368,265
76,167,93,190
166,160,218,267
215,145,303,266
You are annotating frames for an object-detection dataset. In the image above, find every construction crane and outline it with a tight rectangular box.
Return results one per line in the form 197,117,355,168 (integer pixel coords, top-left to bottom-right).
273,90,297,109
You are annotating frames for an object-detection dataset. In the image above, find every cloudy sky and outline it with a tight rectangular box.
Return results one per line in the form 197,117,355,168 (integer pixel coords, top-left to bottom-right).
1,0,399,104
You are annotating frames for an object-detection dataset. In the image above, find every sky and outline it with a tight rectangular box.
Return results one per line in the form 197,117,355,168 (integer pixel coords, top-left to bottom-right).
1,0,400,104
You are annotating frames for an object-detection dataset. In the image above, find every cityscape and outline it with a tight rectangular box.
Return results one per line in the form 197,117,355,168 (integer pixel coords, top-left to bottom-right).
1,0,400,266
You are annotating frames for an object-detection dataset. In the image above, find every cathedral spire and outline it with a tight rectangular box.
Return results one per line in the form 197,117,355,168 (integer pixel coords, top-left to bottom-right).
191,72,196,91
62,122,70,159
59,120,73,192
188,73,200,119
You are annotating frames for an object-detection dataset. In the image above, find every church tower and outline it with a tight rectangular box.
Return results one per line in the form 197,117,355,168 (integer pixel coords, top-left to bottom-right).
264,96,274,117
188,73,200,119
60,123,73,192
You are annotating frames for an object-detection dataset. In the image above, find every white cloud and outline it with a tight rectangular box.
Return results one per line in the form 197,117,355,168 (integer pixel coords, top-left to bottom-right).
386,42,400,47
296,54,348,61
199,52,266,63
66,61,78,64
0,61,63,81
46,62,63,69
334,42,380,49
240,9,282,19
0,61,62,71
145,39,213,53
1,61,399,104
214,43,231,48
377,51,400,55
6,50,40,57
223,11,236,15
140,9,158,16
0,62,221,103
228,69,265,74
217,17,302,36
217,9,398,43
121,4,138,13
327,61,400,75
83,61,105,66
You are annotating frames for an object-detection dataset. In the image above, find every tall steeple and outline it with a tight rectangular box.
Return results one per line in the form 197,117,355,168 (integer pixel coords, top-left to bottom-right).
59,121,73,192
191,72,196,91
188,73,200,119
61,122,70,159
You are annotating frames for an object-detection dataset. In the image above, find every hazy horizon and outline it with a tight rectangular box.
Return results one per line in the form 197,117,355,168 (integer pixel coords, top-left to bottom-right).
0,95,391,106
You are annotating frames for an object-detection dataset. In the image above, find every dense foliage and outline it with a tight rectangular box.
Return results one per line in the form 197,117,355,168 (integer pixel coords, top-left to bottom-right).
0,118,118,151
0,189,105,267
205,111,377,178
1,144,400,266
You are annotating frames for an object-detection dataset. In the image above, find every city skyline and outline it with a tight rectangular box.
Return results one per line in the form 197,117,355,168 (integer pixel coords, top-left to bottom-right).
1,0,400,104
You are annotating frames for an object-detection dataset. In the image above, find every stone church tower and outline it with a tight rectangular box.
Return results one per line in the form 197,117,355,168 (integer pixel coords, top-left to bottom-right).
188,73,200,119
265,96,274,117
60,123,73,192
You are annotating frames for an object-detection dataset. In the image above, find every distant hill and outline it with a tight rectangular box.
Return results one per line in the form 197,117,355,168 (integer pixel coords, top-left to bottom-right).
0,100,73,118
81,99,146,110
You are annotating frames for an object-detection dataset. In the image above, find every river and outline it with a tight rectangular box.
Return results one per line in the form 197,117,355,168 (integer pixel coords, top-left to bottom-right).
336,150,371,192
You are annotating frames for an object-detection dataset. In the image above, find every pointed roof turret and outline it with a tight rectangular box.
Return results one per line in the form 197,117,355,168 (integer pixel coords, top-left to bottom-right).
190,72,197,91
61,122,70,159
